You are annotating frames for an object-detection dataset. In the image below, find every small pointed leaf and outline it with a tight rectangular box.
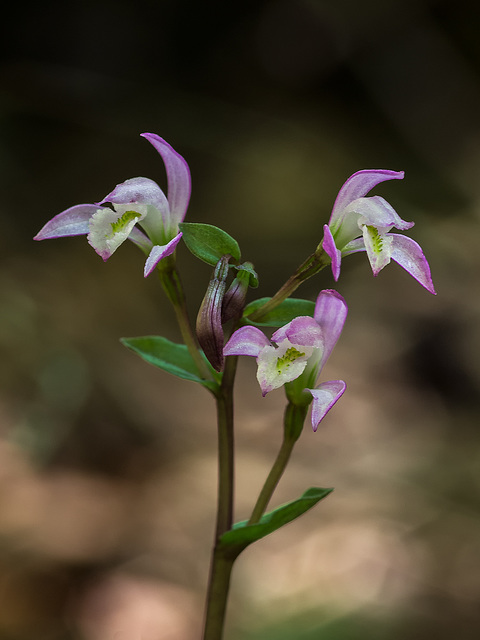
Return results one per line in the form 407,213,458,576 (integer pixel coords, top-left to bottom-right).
243,297,316,327
233,262,259,288
219,487,333,555
121,336,220,392
179,222,241,266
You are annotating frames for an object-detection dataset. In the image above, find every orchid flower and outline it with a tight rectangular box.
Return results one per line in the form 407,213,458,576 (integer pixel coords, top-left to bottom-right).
224,290,347,431
34,133,191,277
322,169,436,294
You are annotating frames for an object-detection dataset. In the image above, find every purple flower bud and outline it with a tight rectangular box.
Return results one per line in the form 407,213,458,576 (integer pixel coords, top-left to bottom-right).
196,255,231,372
221,262,257,323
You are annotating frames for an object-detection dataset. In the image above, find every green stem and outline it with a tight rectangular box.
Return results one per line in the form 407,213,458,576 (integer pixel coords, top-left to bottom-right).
247,247,331,323
158,257,212,380
248,435,295,525
248,403,308,525
202,354,238,640
214,355,237,537
202,551,235,640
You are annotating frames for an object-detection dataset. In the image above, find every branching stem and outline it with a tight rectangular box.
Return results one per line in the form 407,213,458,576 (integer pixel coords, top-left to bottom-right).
249,403,308,524
246,247,330,322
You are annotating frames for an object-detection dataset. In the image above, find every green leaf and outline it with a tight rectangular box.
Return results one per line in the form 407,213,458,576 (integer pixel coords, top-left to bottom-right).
121,336,220,392
243,297,316,327
179,222,241,266
219,487,333,555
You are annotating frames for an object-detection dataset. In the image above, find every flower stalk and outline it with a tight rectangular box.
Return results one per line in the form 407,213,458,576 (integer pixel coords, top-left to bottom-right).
249,403,308,525
246,246,331,322
158,257,212,381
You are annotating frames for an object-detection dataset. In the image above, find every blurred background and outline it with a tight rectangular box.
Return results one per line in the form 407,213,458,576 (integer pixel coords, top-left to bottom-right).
1,0,480,638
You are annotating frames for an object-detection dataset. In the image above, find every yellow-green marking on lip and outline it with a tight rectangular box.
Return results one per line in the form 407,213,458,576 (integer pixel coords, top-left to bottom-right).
110,210,141,236
276,346,306,373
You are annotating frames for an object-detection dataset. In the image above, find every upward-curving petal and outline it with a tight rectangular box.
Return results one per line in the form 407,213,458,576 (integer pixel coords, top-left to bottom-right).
314,290,348,370
99,177,169,214
330,169,404,226
341,237,366,256
34,204,99,240
277,316,323,348
390,234,436,294
141,133,191,226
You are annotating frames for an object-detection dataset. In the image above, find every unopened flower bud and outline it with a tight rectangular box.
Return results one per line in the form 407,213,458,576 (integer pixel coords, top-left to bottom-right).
221,262,257,323
196,255,230,371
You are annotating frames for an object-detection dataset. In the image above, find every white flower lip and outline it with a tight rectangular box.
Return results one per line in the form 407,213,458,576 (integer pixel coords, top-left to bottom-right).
87,205,146,260
256,338,315,396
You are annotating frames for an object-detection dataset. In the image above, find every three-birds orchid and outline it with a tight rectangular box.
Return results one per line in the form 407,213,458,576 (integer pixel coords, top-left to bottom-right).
323,169,436,294
224,289,348,431
34,133,190,277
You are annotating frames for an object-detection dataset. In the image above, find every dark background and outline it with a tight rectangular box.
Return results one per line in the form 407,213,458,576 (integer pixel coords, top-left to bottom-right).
1,1,480,638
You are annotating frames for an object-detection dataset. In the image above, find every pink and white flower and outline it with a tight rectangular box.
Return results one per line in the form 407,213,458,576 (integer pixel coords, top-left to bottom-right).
224,290,347,431
323,169,436,294
34,133,190,277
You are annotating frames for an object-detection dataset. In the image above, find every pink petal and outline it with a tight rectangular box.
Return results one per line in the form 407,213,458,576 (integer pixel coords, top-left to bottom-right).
128,227,153,253
281,316,323,348
330,169,404,224
344,195,413,231
390,234,436,294
34,204,98,240
143,232,183,277
322,224,341,281
308,380,346,431
99,176,169,215
313,290,348,370
140,133,191,226
341,237,365,256
223,326,271,358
